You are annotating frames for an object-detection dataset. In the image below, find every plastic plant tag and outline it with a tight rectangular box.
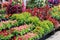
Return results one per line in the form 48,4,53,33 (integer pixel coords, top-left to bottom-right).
22,0,26,12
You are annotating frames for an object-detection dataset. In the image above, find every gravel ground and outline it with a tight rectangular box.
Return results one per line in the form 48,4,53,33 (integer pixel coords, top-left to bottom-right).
46,31,60,40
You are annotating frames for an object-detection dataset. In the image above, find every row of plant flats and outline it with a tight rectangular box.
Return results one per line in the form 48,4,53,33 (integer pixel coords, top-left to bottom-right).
48,0,60,4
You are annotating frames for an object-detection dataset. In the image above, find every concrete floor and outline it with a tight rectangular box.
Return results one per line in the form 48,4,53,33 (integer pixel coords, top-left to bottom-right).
46,31,60,40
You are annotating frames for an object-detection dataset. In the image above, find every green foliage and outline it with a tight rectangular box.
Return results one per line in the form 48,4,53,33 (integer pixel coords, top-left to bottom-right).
51,6,60,20
40,22,50,34
32,26,44,38
26,16,41,25
27,0,47,8
10,12,31,20
0,20,18,31
0,34,13,40
43,20,54,31
12,24,35,36
0,9,6,14
10,12,31,25
0,14,6,20
39,20,54,34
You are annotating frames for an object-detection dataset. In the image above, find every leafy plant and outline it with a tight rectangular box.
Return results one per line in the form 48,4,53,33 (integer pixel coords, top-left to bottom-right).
0,20,18,31
42,20,54,31
26,16,41,25
27,0,48,8
0,14,6,20
26,5,51,20
12,26,44,40
10,12,31,25
0,30,13,40
6,3,22,14
51,6,60,20
11,24,35,36
0,9,6,14
32,26,44,38
40,22,50,34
